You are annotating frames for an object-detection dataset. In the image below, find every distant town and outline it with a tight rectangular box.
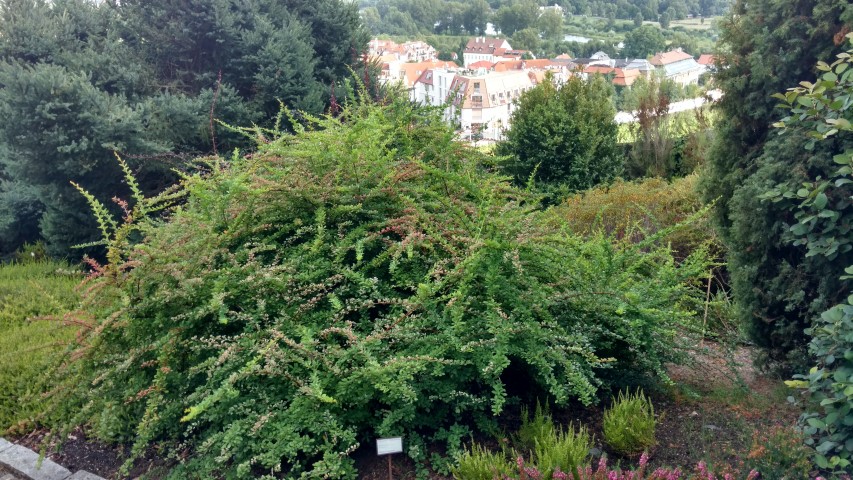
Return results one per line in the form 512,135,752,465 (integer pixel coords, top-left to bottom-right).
370,36,715,141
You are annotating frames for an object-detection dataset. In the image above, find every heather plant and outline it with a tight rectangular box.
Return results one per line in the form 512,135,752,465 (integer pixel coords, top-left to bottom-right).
58,95,711,478
570,455,759,480
603,389,657,456
516,402,556,452
532,423,592,479
454,442,515,480
457,451,762,480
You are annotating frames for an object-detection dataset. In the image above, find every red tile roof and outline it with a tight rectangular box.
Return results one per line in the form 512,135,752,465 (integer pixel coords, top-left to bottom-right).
464,38,508,54
468,60,494,69
697,54,715,66
650,49,694,66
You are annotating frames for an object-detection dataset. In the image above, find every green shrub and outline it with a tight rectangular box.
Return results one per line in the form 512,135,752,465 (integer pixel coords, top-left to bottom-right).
0,261,80,431
516,402,555,452
764,37,853,474
533,423,592,479
452,442,514,480
743,426,812,479
602,389,657,456
547,174,715,260
59,97,710,478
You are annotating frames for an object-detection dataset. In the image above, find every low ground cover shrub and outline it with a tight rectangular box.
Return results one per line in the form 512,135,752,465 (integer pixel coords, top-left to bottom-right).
57,96,711,478
742,426,812,479
457,451,761,480
0,261,79,431
454,442,515,480
454,404,591,480
516,402,555,452
603,389,657,456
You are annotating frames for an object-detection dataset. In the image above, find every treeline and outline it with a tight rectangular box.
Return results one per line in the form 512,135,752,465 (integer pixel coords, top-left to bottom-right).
0,0,368,258
359,0,731,36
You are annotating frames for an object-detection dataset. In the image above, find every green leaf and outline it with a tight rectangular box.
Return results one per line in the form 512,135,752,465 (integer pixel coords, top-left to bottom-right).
807,417,827,429
814,193,828,209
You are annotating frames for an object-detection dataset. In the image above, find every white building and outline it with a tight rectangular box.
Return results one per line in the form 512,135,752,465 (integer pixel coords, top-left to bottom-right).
446,70,536,141
462,37,513,68
539,4,564,15
412,68,460,107
368,39,438,63
650,49,703,86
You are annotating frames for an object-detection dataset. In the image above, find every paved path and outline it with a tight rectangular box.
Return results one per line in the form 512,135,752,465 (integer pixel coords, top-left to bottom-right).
0,439,102,480
0,465,24,480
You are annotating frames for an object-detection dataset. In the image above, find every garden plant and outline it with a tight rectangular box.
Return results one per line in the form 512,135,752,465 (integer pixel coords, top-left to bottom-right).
52,94,712,478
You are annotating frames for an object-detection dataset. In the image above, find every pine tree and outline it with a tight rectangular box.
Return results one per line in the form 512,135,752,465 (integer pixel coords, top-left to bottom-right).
0,0,369,257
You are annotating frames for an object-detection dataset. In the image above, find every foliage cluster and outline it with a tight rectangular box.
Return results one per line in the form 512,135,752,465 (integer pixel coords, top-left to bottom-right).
0,0,369,258
622,25,665,59
767,41,853,475
741,426,813,480
621,77,711,180
456,448,760,480
360,0,731,38
497,74,621,199
0,261,79,431
700,0,853,367
547,174,712,260
602,389,656,456
455,403,591,480
58,98,711,478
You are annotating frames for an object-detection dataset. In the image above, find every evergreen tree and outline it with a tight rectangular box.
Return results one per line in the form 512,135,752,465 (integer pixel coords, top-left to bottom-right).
0,0,369,258
701,0,853,366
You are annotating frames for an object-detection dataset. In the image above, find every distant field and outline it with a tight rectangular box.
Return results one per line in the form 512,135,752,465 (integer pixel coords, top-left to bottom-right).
617,106,717,143
670,16,721,30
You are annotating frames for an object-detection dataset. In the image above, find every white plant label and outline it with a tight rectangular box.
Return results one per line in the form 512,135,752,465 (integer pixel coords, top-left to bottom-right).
376,437,403,456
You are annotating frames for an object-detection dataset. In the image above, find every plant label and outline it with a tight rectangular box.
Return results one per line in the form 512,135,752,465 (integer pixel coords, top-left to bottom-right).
376,437,403,456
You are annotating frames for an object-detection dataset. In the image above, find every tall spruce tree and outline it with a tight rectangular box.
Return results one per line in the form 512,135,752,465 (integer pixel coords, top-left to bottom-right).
702,0,853,366
0,0,368,257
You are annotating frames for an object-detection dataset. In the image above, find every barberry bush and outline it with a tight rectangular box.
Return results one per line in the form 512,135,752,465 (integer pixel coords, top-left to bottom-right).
55,95,711,478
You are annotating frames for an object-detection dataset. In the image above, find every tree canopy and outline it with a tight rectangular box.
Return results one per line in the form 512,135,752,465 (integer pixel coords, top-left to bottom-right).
622,25,666,59
0,0,368,258
497,74,621,195
701,0,853,366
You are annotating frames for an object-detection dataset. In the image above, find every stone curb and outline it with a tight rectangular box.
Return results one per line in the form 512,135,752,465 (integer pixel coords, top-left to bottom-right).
0,438,105,480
